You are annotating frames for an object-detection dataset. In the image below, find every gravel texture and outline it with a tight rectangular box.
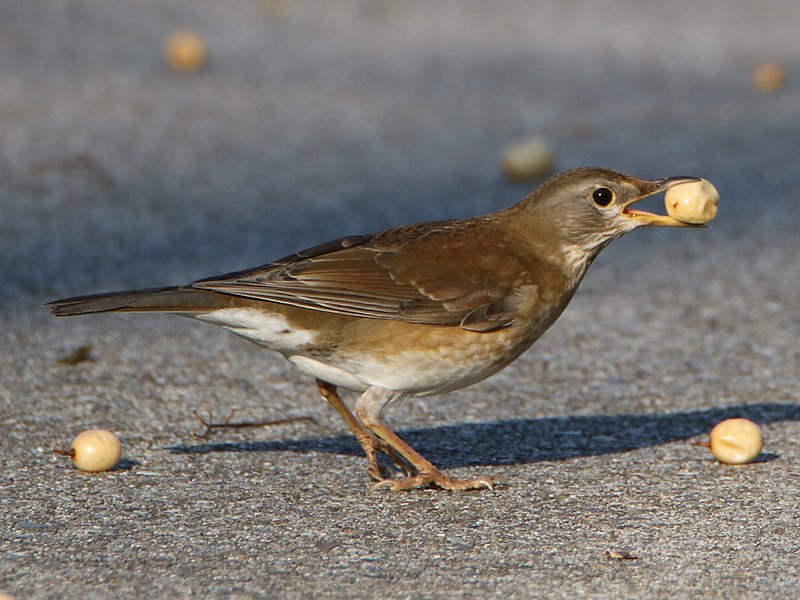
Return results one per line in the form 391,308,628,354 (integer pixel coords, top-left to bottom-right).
2,2,799,598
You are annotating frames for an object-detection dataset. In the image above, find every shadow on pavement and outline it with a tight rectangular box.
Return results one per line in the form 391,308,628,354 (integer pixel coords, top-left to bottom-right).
168,402,799,469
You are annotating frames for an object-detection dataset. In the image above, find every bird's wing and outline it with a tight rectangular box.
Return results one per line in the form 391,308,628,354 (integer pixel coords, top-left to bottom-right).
193,221,533,332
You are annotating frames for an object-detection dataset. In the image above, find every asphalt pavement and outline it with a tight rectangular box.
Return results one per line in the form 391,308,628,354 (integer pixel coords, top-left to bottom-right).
2,2,799,598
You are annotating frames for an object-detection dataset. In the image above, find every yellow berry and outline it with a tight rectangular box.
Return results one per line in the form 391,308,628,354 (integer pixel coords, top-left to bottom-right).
752,61,785,93
70,429,122,472
501,138,555,182
165,30,208,73
664,179,719,224
709,418,763,465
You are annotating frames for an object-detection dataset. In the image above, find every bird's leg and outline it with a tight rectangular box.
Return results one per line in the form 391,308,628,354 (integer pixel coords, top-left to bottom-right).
355,386,493,492
316,380,385,481
315,379,411,481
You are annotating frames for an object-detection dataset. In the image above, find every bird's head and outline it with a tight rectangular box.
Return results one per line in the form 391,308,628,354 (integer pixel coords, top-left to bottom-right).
513,167,702,274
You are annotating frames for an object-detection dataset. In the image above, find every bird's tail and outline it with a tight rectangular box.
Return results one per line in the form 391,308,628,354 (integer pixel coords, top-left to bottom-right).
46,286,231,317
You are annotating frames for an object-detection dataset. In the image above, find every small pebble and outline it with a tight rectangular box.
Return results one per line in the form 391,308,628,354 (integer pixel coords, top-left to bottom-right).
664,179,719,224
752,61,785,93
165,30,208,73
605,547,637,561
709,418,763,465
68,430,123,472
57,344,94,366
501,138,555,182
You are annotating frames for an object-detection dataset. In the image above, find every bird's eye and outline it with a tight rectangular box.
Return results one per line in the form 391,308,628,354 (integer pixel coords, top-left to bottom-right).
592,187,615,207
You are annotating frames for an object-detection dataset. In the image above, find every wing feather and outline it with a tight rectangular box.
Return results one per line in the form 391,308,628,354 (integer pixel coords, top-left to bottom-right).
193,222,534,331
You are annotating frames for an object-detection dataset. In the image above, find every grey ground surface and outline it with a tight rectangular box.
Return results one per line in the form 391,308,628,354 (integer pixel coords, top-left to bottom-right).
2,1,799,598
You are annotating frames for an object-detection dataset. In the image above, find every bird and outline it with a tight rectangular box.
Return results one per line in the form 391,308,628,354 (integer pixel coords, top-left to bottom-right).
47,167,703,491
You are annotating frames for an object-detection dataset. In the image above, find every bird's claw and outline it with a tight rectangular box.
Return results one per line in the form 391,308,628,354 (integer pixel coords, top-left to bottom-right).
371,472,494,492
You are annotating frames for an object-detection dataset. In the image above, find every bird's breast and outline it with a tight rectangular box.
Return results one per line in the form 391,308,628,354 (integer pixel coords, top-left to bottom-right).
190,286,576,396
333,299,567,395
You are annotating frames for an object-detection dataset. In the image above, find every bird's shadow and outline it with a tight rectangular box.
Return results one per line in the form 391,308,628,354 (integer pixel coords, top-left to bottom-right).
168,402,798,469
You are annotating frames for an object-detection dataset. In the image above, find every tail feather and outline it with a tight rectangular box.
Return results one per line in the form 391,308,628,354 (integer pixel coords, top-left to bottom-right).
46,286,231,316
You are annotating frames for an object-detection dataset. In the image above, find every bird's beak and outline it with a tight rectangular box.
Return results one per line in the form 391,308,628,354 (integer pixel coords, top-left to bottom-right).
621,176,703,227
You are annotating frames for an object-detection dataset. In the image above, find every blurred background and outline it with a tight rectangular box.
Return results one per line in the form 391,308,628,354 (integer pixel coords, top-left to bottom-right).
2,4,799,597
2,0,798,307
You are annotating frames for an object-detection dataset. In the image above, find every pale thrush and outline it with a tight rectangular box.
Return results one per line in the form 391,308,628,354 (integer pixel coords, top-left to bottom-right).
48,167,703,491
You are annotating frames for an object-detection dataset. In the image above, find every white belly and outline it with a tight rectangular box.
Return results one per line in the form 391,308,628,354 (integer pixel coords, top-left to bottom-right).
289,356,369,391
192,307,528,396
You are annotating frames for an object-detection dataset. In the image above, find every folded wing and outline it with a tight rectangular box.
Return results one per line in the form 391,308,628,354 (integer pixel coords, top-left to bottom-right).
193,221,533,332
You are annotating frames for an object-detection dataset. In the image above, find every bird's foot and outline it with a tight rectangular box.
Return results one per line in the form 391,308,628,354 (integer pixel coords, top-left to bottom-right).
315,379,413,481
356,429,414,482
371,469,494,492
